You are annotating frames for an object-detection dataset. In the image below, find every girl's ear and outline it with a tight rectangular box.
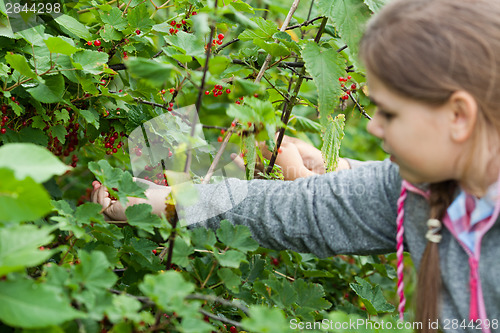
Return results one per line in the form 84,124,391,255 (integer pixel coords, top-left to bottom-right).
447,90,478,142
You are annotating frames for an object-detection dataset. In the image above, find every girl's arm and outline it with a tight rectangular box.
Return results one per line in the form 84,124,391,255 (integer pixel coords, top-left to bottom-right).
181,159,401,257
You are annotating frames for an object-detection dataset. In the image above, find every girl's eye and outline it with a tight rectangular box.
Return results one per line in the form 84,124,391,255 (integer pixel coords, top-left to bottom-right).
378,109,394,120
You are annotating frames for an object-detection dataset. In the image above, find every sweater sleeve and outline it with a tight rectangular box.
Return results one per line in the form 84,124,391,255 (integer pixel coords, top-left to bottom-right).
179,158,402,258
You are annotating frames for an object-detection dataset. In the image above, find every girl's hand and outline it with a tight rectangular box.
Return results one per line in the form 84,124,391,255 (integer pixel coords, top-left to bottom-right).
91,179,171,221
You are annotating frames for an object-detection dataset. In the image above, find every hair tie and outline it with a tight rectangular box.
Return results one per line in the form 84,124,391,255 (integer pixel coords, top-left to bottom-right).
426,218,442,243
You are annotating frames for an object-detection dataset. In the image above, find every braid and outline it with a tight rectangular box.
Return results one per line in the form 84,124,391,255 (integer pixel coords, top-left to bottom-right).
416,180,457,333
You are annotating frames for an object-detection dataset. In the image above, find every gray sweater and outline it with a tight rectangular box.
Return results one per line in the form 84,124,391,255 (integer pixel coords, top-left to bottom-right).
181,159,500,332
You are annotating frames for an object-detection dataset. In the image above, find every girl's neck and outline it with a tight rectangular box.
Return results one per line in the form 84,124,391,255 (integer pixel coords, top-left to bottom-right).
459,158,500,199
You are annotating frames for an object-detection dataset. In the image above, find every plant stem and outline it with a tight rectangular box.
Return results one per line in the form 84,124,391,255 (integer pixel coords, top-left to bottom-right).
254,0,301,83
265,17,328,174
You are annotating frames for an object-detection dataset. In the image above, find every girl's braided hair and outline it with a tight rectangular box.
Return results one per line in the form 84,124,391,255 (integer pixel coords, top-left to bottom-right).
359,0,500,331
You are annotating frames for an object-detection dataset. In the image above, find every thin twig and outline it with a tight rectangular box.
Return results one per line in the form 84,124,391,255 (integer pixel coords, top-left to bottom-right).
285,16,323,30
199,309,243,328
202,126,236,184
185,294,250,316
254,0,301,83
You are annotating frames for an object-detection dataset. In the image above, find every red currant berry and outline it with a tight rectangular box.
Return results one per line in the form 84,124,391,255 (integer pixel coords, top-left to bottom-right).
338,77,344,82
342,95,349,100
231,121,236,127
135,148,142,156
254,93,259,98
192,11,197,15
218,33,224,40
205,90,210,95
135,29,141,35
229,326,237,333
167,107,173,111
239,96,244,100
271,257,279,266
217,136,223,142
87,41,92,46
220,129,225,135
169,102,174,107
174,29,178,34
176,24,181,28
351,84,357,90
170,20,176,26
347,75,352,80
112,148,118,153
100,79,106,86
10,97,15,102
181,19,187,25
152,249,157,254
169,28,175,34
226,89,231,94
216,40,223,45
0,128,6,134
340,83,345,88
94,40,101,46
235,100,241,104
161,89,166,94
169,88,175,94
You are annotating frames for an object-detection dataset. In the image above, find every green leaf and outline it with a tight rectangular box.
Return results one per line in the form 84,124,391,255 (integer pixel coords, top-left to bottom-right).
230,0,255,14
125,204,163,234
44,36,78,55
54,108,70,123
191,228,216,249
241,306,290,333
101,24,123,41
0,224,54,276
50,124,67,145
5,53,37,79
264,279,298,308
164,31,205,57
0,279,82,328
77,109,100,129
125,57,174,86
317,0,372,55
74,203,106,226
72,50,109,75
105,294,143,324
364,0,388,13
55,15,92,40
139,271,195,310
127,4,155,32
27,74,65,103
238,17,277,41
0,143,69,183
214,249,246,268
0,168,53,224
321,114,345,172
217,268,241,293
293,279,331,310
73,251,118,292
172,237,194,267
208,56,230,75
349,277,395,315
101,7,127,31
302,42,345,122
253,39,290,57
216,220,259,253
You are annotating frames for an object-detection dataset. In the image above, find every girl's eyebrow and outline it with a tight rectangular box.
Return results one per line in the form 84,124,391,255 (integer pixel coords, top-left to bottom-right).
368,96,391,110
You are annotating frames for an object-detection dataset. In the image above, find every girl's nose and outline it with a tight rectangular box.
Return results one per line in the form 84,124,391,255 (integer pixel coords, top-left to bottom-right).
366,113,384,139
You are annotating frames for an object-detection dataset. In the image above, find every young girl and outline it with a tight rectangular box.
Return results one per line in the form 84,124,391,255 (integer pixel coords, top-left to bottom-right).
92,0,500,331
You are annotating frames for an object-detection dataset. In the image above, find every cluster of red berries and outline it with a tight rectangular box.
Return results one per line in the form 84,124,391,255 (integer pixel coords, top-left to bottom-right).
212,33,225,46
338,75,357,100
161,88,176,95
101,128,125,155
205,84,230,97
143,160,171,185
168,19,188,34
87,39,102,47
46,112,81,167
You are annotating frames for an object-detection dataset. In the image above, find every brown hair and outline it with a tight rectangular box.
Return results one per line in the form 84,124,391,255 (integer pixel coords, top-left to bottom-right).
359,0,500,331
